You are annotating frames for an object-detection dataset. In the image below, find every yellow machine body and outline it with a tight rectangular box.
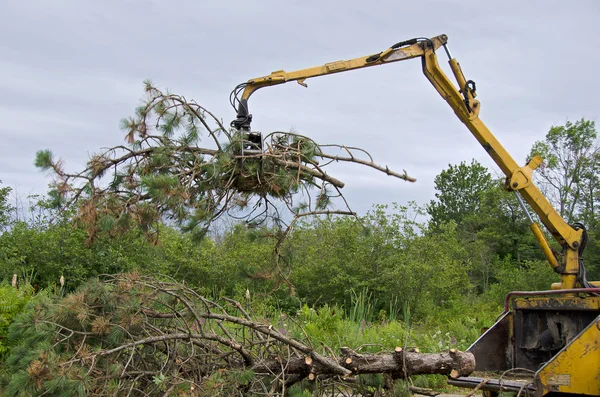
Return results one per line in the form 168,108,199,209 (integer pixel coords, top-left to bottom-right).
231,34,600,396
536,313,600,394
463,294,600,395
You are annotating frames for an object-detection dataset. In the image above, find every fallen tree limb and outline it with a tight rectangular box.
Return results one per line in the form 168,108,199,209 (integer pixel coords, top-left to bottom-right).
253,347,474,379
5,273,475,396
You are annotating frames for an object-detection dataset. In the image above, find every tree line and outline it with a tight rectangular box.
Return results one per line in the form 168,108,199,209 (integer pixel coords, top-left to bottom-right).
1,119,598,320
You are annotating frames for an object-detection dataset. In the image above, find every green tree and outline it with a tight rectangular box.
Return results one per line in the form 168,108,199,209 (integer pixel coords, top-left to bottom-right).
0,182,12,232
427,160,495,229
0,192,215,291
289,216,369,306
379,221,472,320
288,203,475,321
460,185,543,291
529,119,600,279
426,161,546,294
464,185,542,259
529,118,600,224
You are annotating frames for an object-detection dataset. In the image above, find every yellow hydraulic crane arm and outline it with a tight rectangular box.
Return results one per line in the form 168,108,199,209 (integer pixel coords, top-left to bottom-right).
237,36,447,101
230,36,447,131
230,34,585,289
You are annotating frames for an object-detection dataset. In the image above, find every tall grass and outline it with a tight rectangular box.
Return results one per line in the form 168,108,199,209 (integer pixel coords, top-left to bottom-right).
347,288,377,323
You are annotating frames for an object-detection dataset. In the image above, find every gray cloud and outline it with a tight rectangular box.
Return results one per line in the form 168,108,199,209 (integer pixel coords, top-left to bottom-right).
1,0,599,216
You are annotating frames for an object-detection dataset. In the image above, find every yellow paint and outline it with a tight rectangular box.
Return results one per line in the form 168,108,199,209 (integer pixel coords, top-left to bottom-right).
553,281,600,289
530,223,559,270
536,316,600,395
513,296,600,310
239,35,448,101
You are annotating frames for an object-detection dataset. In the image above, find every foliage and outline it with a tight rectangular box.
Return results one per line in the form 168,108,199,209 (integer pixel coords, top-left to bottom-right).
34,82,411,253
0,218,157,291
288,203,436,318
0,283,35,357
347,288,378,323
529,119,600,224
1,273,267,396
528,119,600,279
0,182,12,232
0,175,562,396
462,185,540,261
427,160,495,229
2,274,477,396
485,259,559,304
379,221,472,320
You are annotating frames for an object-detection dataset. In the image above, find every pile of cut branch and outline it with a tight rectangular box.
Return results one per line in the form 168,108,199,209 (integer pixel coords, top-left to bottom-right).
5,273,473,396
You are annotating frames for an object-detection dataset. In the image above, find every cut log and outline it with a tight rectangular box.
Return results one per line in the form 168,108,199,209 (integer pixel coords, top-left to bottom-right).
253,349,474,379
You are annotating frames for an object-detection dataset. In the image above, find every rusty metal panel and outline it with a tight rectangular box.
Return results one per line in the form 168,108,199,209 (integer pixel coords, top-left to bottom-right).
467,312,512,371
513,304,598,371
535,315,600,395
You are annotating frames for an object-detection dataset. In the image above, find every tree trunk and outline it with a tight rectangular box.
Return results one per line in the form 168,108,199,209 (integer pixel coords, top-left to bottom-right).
253,347,474,380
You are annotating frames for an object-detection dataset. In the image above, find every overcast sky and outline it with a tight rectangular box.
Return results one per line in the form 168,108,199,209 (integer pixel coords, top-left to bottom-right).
1,0,599,216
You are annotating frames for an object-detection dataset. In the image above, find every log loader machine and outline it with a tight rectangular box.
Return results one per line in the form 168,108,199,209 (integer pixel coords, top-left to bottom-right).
229,34,600,396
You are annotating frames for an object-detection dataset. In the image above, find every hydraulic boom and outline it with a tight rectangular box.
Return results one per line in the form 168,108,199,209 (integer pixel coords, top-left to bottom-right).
230,34,600,395
231,34,587,288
